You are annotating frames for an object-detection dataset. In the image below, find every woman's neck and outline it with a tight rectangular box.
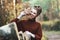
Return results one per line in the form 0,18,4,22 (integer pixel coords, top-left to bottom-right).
28,18,36,22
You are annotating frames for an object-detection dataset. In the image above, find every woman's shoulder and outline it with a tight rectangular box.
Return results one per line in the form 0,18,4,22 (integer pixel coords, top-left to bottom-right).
35,21,41,26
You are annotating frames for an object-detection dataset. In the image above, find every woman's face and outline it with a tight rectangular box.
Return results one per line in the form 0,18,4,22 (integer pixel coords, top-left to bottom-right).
25,8,37,19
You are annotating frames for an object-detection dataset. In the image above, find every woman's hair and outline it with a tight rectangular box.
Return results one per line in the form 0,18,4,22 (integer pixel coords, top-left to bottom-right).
34,6,42,15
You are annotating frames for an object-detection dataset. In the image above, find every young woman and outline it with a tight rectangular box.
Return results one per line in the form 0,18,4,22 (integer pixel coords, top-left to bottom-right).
11,6,42,40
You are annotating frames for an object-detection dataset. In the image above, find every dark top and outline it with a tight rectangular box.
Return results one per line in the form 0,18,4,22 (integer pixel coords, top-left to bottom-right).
11,18,42,40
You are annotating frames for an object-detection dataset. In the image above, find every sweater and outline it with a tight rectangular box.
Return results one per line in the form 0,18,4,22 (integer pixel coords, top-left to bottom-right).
11,18,42,40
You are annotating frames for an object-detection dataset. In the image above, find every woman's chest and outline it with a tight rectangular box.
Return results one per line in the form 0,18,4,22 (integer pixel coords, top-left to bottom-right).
22,23,38,33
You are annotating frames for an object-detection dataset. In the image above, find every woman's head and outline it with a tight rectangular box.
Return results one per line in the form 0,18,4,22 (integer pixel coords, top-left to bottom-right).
23,6,42,20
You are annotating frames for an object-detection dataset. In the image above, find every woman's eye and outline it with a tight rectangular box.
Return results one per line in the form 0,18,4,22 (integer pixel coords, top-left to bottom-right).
31,11,32,12
33,13,35,14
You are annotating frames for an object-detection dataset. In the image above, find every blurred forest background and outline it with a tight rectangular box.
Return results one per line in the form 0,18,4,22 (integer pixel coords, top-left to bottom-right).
0,0,60,40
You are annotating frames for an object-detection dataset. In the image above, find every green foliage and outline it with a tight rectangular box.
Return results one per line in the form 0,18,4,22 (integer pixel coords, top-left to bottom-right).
29,0,50,10
22,0,29,2
42,32,48,40
0,8,9,26
0,16,3,26
42,24,51,31
42,20,60,31
43,14,49,21
51,21,60,31
22,0,50,11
